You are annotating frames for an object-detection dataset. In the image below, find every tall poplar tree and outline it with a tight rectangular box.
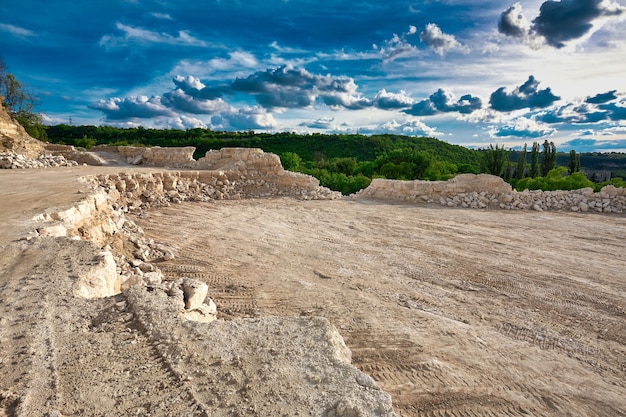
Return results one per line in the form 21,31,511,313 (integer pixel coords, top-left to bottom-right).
541,140,557,176
530,141,540,178
515,143,527,179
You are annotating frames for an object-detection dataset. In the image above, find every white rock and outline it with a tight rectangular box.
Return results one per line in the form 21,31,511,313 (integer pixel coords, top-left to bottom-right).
182,278,209,310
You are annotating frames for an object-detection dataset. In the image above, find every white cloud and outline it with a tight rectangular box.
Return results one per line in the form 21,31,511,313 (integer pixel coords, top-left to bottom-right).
99,22,207,48
489,116,556,138
419,23,466,55
161,88,229,114
373,89,414,110
151,12,173,20
0,23,35,38
374,26,419,62
211,106,278,130
90,95,174,120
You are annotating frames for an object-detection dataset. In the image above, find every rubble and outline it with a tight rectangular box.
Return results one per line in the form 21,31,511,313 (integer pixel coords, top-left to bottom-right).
355,174,625,214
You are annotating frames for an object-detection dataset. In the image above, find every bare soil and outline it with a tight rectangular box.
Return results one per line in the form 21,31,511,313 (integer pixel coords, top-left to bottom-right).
135,197,626,417
1,166,625,416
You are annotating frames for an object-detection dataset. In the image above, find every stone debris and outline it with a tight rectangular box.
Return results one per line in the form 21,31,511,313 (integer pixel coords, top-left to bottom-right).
355,174,625,214
0,151,79,169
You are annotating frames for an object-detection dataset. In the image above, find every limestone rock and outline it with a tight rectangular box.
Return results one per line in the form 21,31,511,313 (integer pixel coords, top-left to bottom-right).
73,251,120,298
182,278,209,310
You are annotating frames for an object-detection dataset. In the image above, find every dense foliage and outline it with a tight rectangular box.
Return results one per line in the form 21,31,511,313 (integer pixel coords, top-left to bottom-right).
45,125,481,194
44,125,626,195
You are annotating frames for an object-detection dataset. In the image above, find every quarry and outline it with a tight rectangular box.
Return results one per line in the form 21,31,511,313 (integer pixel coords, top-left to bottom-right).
1,104,625,417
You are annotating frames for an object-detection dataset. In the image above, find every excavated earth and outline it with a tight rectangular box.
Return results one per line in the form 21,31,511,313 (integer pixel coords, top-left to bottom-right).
1,165,625,417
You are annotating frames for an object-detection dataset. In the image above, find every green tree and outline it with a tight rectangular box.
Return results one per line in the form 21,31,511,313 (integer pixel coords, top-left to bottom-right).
515,143,527,179
568,149,581,174
540,140,557,176
481,144,510,177
1,73,32,114
279,152,302,171
0,58,47,140
530,141,540,178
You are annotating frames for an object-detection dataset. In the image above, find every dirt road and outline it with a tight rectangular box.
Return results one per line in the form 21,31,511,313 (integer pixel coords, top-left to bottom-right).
135,198,626,417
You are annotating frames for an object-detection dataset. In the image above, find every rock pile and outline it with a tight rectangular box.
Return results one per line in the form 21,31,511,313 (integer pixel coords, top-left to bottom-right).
93,167,341,215
0,151,79,169
356,174,625,214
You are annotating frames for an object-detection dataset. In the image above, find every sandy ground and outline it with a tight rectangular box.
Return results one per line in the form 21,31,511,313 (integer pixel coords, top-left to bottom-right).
135,198,626,417
1,166,625,416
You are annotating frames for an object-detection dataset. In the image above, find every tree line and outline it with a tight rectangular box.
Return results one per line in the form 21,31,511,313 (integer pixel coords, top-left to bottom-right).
481,140,624,192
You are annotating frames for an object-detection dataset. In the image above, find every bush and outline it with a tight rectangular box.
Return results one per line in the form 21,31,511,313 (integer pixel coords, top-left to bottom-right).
515,167,595,191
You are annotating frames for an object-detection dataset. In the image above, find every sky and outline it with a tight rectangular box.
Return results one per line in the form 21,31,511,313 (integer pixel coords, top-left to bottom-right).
1,0,625,152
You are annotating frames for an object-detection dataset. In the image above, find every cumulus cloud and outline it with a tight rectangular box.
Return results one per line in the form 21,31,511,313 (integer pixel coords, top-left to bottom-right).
404,88,482,116
373,25,419,62
359,118,439,137
490,117,556,138
99,22,207,48
299,116,336,129
90,96,174,120
211,106,278,130
231,65,370,110
419,23,465,55
498,0,626,48
155,115,208,130
172,75,230,100
161,88,229,114
490,76,560,111
498,3,531,38
537,102,609,123
373,89,414,110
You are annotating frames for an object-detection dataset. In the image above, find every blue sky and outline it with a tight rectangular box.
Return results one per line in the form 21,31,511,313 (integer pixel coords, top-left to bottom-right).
1,0,625,152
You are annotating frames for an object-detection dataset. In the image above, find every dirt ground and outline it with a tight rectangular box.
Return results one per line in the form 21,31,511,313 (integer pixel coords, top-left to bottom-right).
1,166,625,416
135,198,626,417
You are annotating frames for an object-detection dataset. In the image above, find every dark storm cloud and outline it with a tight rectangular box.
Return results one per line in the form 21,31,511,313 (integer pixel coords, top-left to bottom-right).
404,88,482,116
586,90,618,104
499,0,626,48
489,76,560,111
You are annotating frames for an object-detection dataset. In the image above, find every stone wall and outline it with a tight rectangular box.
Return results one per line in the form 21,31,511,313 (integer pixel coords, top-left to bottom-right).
355,174,625,214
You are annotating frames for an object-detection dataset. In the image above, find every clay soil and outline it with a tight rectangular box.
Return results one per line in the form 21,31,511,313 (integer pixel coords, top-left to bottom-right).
135,197,626,417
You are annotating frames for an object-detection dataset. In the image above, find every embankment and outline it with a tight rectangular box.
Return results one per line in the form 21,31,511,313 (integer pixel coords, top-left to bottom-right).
355,174,625,214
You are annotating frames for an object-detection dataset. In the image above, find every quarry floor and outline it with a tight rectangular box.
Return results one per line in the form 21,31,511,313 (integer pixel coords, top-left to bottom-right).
1,166,626,417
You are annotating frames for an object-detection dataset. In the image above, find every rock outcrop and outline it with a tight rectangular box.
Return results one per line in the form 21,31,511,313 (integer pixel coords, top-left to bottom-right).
0,100,45,158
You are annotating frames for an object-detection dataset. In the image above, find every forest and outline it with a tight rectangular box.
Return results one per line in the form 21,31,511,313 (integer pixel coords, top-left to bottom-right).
45,124,626,195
